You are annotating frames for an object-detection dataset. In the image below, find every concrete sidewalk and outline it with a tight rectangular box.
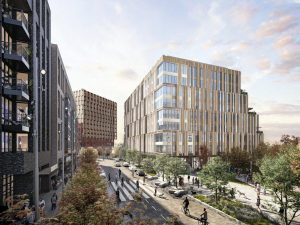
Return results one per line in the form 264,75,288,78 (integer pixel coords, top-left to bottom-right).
100,159,236,225
40,184,63,218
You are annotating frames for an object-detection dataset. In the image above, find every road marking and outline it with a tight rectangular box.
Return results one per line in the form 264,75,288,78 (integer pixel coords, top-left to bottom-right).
145,199,149,204
117,181,134,201
110,182,126,202
129,181,150,199
161,215,167,221
124,181,135,193
151,206,157,211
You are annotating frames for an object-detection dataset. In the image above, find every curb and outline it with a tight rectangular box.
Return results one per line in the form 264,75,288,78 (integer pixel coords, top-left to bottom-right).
188,195,247,225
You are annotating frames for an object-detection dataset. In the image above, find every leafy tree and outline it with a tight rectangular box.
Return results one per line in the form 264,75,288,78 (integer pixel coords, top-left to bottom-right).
166,158,188,187
254,145,300,225
134,150,143,167
125,150,136,164
154,155,169,181
141,158,155,174
197,145,210,168
221,147,250,170
280,134,299,146
198,157,233,204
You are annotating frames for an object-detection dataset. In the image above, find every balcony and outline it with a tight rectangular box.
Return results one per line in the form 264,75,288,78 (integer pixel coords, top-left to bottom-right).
2,113,30,133
2,8,30,42
0,150,34,174
2,77,29,101
7,0,32,12
1,42,30,72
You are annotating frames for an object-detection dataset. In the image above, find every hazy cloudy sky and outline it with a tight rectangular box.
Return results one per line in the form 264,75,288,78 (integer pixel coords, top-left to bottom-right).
49,0,300,144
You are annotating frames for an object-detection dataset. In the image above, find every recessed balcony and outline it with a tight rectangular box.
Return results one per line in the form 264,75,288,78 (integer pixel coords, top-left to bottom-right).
1,42,30,72
2,8,30,42
2,77,29,101
7,0,32,12
2,113,30,133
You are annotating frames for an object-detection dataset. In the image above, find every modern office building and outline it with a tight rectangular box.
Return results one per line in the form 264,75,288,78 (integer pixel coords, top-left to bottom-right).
74,89,117,153
124,55,263,167
51,44,77,187
0,0,53,208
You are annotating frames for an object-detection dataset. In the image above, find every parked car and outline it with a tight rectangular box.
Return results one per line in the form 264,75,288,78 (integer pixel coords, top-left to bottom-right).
159,182,169,188
147,175,158,180
100,172,106,178
115,162,121,167
136,170,145,176
123,162,130,167
174,190,188,197
129,165,137,171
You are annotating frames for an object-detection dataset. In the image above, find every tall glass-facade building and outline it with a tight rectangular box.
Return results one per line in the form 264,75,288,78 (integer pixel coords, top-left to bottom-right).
124,56,263,167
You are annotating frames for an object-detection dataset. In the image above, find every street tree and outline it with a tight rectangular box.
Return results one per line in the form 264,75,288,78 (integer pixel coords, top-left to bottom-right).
220,147,250,170
280,134,299,146
125,150,136,164
154,154,169,181
254,145,300,225
134,150,143,167
141,157,155,174
198,157,233,204
166,157,188,187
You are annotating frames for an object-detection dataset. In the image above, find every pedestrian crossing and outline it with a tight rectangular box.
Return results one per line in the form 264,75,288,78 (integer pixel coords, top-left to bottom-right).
110,179,150,202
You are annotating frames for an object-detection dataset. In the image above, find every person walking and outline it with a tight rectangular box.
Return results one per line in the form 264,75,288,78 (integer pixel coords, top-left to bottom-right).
51,193,58,211
256,195,261,210
108,173,111,181
118,169,121,178
154,186,157,196
197,178,200,188
143,175,146,185
116,187,120,201
39,198,45,217
192,177,194,185
187,175,190,184
136,180,139,191
183,197,189,214
200,208,208,224
115,173,118,182
121,177,124,187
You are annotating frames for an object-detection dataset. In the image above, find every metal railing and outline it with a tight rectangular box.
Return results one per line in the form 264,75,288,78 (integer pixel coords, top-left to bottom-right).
3,7,29,30
1,41,30,62
2,112,29,127
2,76,29,95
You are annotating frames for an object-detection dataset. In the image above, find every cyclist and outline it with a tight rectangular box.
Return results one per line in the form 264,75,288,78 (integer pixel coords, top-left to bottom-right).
183,197,189,214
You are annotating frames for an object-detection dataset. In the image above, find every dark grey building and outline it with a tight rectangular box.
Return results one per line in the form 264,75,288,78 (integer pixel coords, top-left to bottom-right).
51,44,77,183
0,0,53,209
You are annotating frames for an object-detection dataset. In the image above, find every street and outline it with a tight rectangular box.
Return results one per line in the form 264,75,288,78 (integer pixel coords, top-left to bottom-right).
101,165,175,224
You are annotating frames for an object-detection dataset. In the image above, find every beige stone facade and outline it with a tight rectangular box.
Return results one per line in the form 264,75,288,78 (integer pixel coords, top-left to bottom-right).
124,55,263,166
74,89,117,151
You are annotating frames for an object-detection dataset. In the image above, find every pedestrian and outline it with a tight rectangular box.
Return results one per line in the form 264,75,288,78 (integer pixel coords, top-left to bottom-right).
192,177,194,185
121,177,124,187
108,173,111,181
143,175,146,185
51,193,58,211
39,198,45,217
115,173,118,182
118,169,121,178
187,175,190,184
197,178,200,188
154,186,157,196
256,196,261,210
200,208,208,223
136,180,139,190
116,187,120,201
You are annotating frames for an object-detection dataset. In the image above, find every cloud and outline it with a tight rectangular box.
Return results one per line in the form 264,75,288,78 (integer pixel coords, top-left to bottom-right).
273,47,300,74
113,2,123,15
274,35,294,49
260,103,300,116
116,68,138,80
262,122,300,143
230,2,258,26
256,14,298,38
256,58,271,71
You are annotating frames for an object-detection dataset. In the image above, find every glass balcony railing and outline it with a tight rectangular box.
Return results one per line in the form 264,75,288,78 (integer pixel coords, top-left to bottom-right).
2,77,29,95
1,41,30,63
3,7,29,30
0,148,28,152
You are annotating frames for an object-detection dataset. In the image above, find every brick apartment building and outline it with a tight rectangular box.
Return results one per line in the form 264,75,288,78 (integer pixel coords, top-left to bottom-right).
74,89,117,153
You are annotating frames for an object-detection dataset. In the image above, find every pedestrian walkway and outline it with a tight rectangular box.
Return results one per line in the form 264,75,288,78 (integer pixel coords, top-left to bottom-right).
108,179,150,202
40,184,62,218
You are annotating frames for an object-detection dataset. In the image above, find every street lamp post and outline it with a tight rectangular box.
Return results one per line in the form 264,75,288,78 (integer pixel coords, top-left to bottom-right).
33,69,46,222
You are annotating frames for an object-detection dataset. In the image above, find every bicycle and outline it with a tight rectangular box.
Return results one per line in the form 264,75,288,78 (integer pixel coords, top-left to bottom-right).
181,205,190,215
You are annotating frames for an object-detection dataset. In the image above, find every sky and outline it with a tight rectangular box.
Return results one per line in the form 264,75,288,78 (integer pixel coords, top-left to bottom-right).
49,0,300,144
